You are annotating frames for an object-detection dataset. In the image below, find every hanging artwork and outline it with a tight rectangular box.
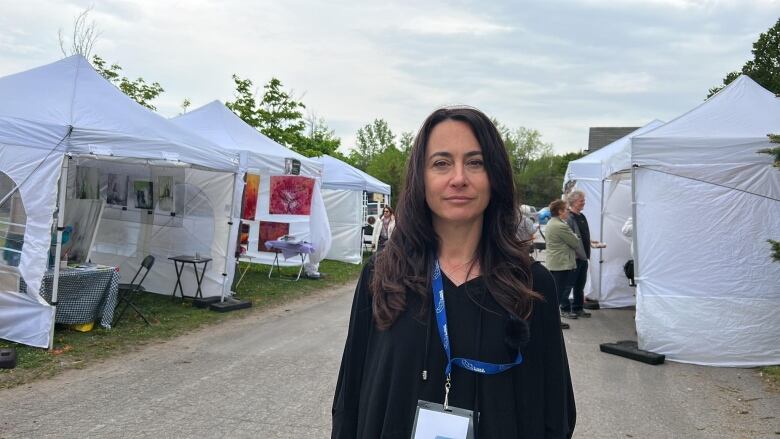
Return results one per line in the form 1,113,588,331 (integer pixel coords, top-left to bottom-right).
269,176,314,215
239,222,250,255
106,173,128,207
60,199,104,264
242,174,260,220
74,167,99,199
259,221,289,252
133,180,154,210
157,176,175,212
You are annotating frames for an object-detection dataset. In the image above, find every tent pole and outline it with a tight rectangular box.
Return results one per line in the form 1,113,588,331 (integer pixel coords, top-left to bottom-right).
631,165,639,282
220,172,240,303
598,179,605,300
49,156,70,350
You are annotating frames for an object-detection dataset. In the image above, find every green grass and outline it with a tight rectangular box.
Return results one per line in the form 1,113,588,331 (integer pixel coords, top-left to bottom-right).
0,259,363,389
760,365,780,390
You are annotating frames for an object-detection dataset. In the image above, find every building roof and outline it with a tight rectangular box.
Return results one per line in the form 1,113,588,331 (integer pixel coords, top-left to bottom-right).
587,127,640,153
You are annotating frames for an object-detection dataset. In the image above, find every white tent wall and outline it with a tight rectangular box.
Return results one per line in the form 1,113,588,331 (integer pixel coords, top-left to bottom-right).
598,175,635,307
0,146,63,348
322,188,363,264
634,167,780,366
88,162,235,298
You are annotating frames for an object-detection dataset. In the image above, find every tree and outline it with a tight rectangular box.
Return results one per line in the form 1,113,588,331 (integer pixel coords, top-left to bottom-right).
365,146,407,207
91,55,165,111
58,6,99,59
764,134,780,261
514,151,585,207
225,75,307,150
398,131,415,153
708,18,780,97
350,119,396,170
494,120,554,175
296,114,345,158
180,98,192,115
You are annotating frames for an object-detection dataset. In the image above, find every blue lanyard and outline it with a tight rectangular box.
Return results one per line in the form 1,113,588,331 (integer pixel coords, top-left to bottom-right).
432,259,524,378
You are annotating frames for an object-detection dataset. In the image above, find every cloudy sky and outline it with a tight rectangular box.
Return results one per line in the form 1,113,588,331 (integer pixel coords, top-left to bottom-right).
1,0,778,154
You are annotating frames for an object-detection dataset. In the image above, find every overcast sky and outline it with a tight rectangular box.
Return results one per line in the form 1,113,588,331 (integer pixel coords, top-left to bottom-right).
1,0,779,154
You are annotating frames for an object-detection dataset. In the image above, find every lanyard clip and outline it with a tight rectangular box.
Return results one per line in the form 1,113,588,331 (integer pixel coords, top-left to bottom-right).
443,374,452,410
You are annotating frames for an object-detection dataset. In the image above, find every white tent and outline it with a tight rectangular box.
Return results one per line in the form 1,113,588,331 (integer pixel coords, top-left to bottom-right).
0,56,239,348
317,155,391,264
563,120,665,308
631,75,780,366
172,101,331,267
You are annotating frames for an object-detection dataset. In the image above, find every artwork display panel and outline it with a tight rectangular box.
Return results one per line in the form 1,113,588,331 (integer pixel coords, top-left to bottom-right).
258,221,289,252
269,176,314,215
242,174,260,220
60,199,104,264
105,173,128,207
133,180,154,210
157,176,174,212
74,167,100,199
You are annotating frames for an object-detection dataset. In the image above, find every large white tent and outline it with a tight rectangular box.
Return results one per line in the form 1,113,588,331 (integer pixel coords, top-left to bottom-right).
317,155,391,264
631,76,780,366
0,56,240,348
172,101,331,268
563,120,665,308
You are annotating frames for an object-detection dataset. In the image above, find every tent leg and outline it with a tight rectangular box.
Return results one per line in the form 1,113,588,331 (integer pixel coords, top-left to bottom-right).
49,156,70,350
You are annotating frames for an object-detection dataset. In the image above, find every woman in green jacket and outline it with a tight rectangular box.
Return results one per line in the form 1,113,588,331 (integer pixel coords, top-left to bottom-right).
545,199,586,319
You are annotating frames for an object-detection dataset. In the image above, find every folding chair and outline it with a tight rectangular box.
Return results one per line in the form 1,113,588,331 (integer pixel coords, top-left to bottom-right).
113,255,155,326
362,224,374,254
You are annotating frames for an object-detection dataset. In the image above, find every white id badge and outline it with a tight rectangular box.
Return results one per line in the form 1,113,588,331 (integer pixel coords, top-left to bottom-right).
411,400,475,439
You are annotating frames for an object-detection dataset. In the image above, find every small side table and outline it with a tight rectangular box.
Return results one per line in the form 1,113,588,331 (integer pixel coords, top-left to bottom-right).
264,240,315,281
169,255,212,300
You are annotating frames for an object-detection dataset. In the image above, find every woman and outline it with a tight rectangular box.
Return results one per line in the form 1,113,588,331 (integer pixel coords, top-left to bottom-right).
332,107,575,438
544,199,586,320
371,206,396,251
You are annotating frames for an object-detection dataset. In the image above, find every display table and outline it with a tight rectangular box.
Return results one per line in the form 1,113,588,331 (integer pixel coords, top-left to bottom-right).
264,240,315,281
168,255,212,300
20,265,120,328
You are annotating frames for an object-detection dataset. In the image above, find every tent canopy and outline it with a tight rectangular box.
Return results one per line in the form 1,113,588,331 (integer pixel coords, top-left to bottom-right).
317,155,390,195
634,75,780,167
0,55,237,171
172,101,322,176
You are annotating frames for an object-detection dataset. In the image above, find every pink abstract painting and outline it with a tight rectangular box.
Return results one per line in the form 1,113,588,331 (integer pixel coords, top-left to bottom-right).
269,176,314,215
259,221,290,252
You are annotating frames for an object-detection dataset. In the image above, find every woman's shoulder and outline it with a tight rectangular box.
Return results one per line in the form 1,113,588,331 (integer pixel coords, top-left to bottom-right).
530,261,556,300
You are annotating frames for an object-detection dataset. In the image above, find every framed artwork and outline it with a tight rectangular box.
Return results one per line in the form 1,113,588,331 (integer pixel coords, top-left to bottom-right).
239,222,250,255
284,158,301,175
242,174,260,220
106,173,128,207
157,176,175,212
259,221,289,252
269,176,314,215
74,167,99,199
133,180,154,210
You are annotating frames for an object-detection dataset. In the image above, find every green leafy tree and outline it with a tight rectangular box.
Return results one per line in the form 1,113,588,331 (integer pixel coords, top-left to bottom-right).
350,119,396,170
225,75,306,149
365,146,406,207
398,131,415,153
494,120,554,175
91,55,164,111
296,114,345,158
708,18,780,97
514,151,585,207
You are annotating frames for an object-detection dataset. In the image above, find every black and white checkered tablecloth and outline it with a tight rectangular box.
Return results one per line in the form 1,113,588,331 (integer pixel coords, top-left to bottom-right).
20,266,120,328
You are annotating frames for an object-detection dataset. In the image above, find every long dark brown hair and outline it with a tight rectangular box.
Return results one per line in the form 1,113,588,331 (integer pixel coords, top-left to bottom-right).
370,106,539,330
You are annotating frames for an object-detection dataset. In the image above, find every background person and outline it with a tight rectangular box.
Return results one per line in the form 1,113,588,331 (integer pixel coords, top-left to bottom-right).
546,199,587,320
565,190,596,316
332,107,575,438
371,205,395,251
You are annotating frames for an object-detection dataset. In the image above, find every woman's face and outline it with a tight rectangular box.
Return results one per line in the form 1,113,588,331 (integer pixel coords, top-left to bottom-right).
559,207,569,221
424,120,491,226
382,208,391,218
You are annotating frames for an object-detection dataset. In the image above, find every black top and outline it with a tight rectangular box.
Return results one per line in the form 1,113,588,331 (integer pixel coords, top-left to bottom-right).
568,211,591,259
332,261,576,438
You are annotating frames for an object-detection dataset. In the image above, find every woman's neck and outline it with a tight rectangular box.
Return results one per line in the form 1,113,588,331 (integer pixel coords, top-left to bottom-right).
434,216,483,284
